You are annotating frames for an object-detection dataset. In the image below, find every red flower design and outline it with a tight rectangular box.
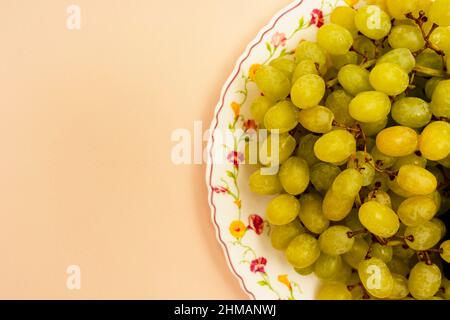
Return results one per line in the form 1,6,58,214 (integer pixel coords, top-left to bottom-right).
250,257,267,273
310,9,324,28
271,32,287,48
248,214,264,235
227,151,244,168
212,186,228,194
244,119,257,131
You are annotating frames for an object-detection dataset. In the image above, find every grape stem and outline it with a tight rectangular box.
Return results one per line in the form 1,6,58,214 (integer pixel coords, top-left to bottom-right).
413,65,448,78
351,46,368,63
360,59,376,69
347,229,368,238
417,251,433,265
326,77,339,88
405,12,446,57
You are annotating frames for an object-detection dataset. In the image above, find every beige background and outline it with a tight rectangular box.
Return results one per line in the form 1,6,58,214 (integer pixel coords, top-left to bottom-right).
0,0,293,298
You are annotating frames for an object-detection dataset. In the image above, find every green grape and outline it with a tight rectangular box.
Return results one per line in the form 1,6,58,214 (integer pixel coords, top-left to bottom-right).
429,0,450,26
441,279,450,300
296,134,320,166
431,218,446,239
330,51,360,70
316,282,352,300
419,121,450,161
389,274,410,299
440,240,450,263
279,156,310,195
377,48,416,73
359,201,400,238
393,245,415,261
397,196,438,227
317,23,353,55
323,67,339,82
416,49,444,76
325,90,356,127
358,257,394,298
387,257,410,277
416,48,445,75
348,151,376,186
349,91,391,123
360,118,388,137
366,0,388,11
408,262,441,300
337,64,373,96
386,0,419,19
286,233,320,268
391,153,427,171
291,74,325,109
310,162,341,193
387,178,415,198
375,126,418,157
266,194,300,226
369,63,409,96
439,154,450,168
344,209,365,233
368,172,391,192
396,165,437,196
431,80,450,119
298,106,334,133
263,100,299,133
259,133,296,166
323,169,363,221
314,130,356,163
388,25,425,52
330,6,358,37
249,168,283,195
295,41,328,74
389,192,405,212
371,243,393,263
371,146,397,169
343,237,370,269
319,225,355,255
255,65,290,101
425,77,442,100
353,35,377,59
250,96,274,125
355,5,392,40
333,168,365,197
269,55,296,79
404,221,441,250
328,262,352,283
315,253,343,280
298,192,330,234
391,97,431,128
294,265,314,276
323,190,355,222
292,59,319,84
270,219,305,250
429,26,450,54
366,189,392,208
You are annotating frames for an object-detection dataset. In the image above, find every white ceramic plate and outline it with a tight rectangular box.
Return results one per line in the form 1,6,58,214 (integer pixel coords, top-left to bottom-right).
206,0,358,300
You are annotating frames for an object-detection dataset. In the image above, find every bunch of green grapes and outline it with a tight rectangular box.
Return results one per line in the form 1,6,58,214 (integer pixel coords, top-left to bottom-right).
248,0,450,300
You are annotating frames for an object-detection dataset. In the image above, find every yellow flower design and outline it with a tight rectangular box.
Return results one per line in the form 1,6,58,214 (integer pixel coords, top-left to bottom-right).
248,64,262,81
230,102,240,119
278,274,292,290
234,199,242,209
229,220,246,239
345,0,360,6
